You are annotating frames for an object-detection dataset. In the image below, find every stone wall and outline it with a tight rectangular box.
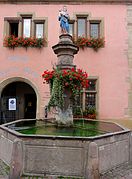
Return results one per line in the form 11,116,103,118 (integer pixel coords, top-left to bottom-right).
0,128,15,165
127,5,132,117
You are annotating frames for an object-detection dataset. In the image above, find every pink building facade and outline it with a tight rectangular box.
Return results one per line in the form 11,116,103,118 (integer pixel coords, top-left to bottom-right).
0,0,131,122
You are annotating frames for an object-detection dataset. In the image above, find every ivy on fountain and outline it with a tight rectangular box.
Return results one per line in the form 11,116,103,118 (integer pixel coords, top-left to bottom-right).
48,77,64,109
42,68,88,110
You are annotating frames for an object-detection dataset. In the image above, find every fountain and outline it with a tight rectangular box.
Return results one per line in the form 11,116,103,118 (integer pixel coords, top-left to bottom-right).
0,8,132,179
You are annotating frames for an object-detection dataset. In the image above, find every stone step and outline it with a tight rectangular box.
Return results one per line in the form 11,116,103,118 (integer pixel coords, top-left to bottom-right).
0,176,8,179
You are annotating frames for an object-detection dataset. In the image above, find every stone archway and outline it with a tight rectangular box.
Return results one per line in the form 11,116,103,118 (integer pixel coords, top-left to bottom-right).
0,77,40,124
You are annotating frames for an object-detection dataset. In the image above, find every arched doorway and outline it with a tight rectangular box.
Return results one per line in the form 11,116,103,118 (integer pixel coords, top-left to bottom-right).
0,81,37,124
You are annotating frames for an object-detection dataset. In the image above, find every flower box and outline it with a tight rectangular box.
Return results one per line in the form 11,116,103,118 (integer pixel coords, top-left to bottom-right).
3,35,46,49
73,36,105,51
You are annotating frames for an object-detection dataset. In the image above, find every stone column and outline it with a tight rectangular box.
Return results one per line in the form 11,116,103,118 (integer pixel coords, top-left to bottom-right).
52,34,79,125
52,34,78,69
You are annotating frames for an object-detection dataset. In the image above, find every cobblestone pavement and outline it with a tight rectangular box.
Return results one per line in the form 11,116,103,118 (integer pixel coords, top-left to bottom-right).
100,163,132,179
0,159,132,179
0,160,9,179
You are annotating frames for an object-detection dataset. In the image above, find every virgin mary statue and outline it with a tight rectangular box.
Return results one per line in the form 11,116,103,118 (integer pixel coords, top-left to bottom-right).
59,6,69,34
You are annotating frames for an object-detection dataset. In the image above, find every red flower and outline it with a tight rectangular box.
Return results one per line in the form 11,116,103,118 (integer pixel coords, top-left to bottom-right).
3,35,46,48
65,82,69,86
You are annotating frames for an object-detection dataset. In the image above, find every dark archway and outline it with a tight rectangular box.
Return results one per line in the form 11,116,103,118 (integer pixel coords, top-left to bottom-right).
0,81,37,124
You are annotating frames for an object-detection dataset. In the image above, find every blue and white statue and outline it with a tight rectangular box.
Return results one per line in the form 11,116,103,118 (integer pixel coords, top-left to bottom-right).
59,6,69,34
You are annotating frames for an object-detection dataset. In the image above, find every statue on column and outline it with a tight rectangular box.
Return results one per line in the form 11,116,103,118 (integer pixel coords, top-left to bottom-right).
59,6,69,34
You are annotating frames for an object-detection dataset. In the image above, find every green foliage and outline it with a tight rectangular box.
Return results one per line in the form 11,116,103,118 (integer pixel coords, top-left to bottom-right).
48,77,64,110
73,106,96,119
73,107,82,116
84,106,96,115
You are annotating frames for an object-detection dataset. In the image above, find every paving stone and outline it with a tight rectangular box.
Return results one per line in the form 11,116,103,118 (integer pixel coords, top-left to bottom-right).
100,163,132,179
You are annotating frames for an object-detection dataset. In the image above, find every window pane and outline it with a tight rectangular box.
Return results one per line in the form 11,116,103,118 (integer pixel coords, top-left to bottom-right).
85,93,96,108
36,23,44,38
87,80,96,91
23,18,31,37
73,93,82,107
69,23,74,36
10,23,18,37
73,93,83,117
90,23,99,38
77,18,86,37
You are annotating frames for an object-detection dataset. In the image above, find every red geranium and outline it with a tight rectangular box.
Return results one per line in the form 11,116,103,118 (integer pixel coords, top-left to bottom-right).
73,36,105,51
3,35,46,49
42,68,88,91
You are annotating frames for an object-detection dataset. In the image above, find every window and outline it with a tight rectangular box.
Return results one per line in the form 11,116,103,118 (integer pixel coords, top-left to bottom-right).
4,14,47,40
90,22,100,38
22,17,32,37
35,22,44,38
9,22,19,37
77,17,87,37
69,21,74,36
73,79,97,110
4,17,20,37
85,79,97,109
73,78,98,118
70,14,103,40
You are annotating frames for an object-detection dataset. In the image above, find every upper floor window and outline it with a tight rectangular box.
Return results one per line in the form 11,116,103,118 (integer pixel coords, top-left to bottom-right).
69,21,74,36
4,14,47,48
4,18,20,37
70,14,104,50
77,17,87,37
4,14,47,39
35,22,44,38
22,17,32,37
69,14,103,39
90,21,100,38
10,22,19,37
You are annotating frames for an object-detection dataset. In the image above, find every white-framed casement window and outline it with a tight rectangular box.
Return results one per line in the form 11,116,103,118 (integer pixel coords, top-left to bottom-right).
89,21,101,38
69,20,74,36
77,16,87,37
34,20,45,38
22,16,32,37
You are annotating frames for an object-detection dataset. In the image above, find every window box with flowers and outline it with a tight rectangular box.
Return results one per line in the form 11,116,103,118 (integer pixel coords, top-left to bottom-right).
3,35,47,49
73,36,105,51
42,68,88,110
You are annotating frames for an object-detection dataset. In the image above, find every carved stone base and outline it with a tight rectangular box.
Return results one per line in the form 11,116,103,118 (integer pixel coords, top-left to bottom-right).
55,107,73,126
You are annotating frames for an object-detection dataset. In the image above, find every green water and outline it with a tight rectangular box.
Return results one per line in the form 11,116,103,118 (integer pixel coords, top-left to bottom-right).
17,120,106,137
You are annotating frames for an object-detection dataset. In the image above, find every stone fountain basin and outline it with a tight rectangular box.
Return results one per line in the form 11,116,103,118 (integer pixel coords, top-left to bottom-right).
0,119,131,178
